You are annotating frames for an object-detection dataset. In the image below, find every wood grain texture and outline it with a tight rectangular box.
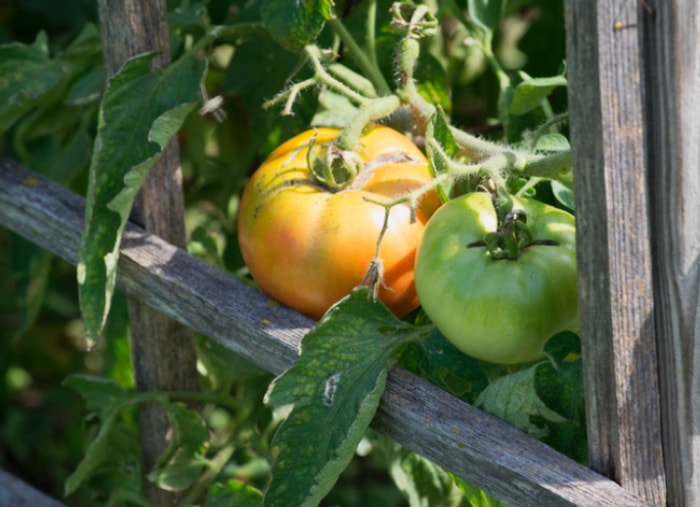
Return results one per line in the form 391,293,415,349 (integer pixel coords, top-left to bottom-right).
96,1,198,504
0,469,66,507
0,158,647,506
643,1,700,505
565,0,666,504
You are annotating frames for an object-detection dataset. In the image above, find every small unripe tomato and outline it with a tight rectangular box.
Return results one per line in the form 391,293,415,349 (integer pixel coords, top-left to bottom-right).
238,125,440,320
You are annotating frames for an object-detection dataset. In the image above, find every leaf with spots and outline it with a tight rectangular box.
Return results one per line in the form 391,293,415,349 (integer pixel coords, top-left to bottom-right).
263,288,430,507
77,49,205,345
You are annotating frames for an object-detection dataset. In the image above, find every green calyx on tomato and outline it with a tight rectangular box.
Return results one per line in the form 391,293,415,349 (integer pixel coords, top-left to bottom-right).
238,125,441,320
307,141,364,191
415,189,578,365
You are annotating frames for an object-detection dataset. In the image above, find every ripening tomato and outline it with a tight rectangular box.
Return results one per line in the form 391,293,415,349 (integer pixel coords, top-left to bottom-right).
415,192,578,364
237,125,440,320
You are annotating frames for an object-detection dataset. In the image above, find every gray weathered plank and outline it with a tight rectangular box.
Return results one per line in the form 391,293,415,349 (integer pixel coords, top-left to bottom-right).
0,158,646,506
565,0,666,504
0,469,66,507
643,1,700,505
95,1,199,504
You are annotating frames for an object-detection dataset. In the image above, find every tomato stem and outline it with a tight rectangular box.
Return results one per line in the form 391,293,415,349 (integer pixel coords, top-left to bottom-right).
337,95,402,151
483,183,534,260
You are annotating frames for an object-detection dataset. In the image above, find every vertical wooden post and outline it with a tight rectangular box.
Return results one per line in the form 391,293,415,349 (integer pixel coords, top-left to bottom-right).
644,1,700,505
96,1,199,505
565,0,666,504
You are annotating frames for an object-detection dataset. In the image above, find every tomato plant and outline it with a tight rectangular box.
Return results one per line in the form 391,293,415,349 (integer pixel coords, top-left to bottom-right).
415,189,578,364
238,125,440,320
0,1,583,506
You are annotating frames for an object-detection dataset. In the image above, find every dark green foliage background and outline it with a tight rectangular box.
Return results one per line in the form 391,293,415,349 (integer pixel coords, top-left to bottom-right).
0,1,574,505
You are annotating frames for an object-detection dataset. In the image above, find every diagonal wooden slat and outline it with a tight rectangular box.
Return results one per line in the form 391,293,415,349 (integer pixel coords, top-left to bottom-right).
0,157,645,506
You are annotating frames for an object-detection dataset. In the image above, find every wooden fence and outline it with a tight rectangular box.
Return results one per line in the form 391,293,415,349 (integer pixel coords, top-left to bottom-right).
1,0,698,506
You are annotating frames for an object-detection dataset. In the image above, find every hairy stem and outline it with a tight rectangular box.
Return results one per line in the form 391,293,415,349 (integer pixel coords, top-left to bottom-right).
329,16,391,96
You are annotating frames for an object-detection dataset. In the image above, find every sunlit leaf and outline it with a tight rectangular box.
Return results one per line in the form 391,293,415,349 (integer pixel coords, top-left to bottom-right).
263,288,429,507
205,479,263,507
475,363,566,438
508,74,567,116
77,50,205,344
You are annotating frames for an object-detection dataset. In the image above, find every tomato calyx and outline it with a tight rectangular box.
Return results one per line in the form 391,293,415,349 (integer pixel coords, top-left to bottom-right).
467,182,560,260
308,141,364,192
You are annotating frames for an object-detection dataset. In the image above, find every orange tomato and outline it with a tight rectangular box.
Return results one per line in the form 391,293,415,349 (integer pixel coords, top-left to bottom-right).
237,125,440,320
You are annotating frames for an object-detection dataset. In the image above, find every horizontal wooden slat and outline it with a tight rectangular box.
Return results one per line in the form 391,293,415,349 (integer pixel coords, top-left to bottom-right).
0,469,66,507
0,157,645,506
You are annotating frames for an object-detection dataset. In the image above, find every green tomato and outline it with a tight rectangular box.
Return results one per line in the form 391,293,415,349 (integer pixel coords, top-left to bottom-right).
414,192,578,364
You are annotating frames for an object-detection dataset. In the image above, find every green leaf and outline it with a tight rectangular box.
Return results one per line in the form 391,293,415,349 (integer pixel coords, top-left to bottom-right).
426,108,460,203
260,0,334,52
475,364,567,439
453,476,507,507
64,374,129,418
205,479,263,507
77,50,205,344
415,53,451,113
10,234,52,342
149,402,209,491
551,180,575,211
388,445,469,507
64,411,120,495
0,31,65,132
535,332,587,462
263,288,428,507
508,74,567,116
467,0,506,30
63,375,137,495
400,329,489,404
168,3,211,33
535,133,570,153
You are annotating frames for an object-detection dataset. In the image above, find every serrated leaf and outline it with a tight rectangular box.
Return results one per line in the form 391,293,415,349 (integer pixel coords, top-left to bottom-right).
400,329,489,404
468,0,506,30
508,75,567,116
0,32,65,132
263,288,429,507
77,50,205,344
205,479,263,507
64,411,141,496
63,374,135,496
260,0,333,52
426,108,460,203
149,402,209,492
475,365,566,438
64,374,129,418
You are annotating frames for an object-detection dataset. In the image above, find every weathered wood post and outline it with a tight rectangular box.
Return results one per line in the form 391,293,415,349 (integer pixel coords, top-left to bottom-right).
644,2,700,505
96,1,199,505
565,0,666,504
